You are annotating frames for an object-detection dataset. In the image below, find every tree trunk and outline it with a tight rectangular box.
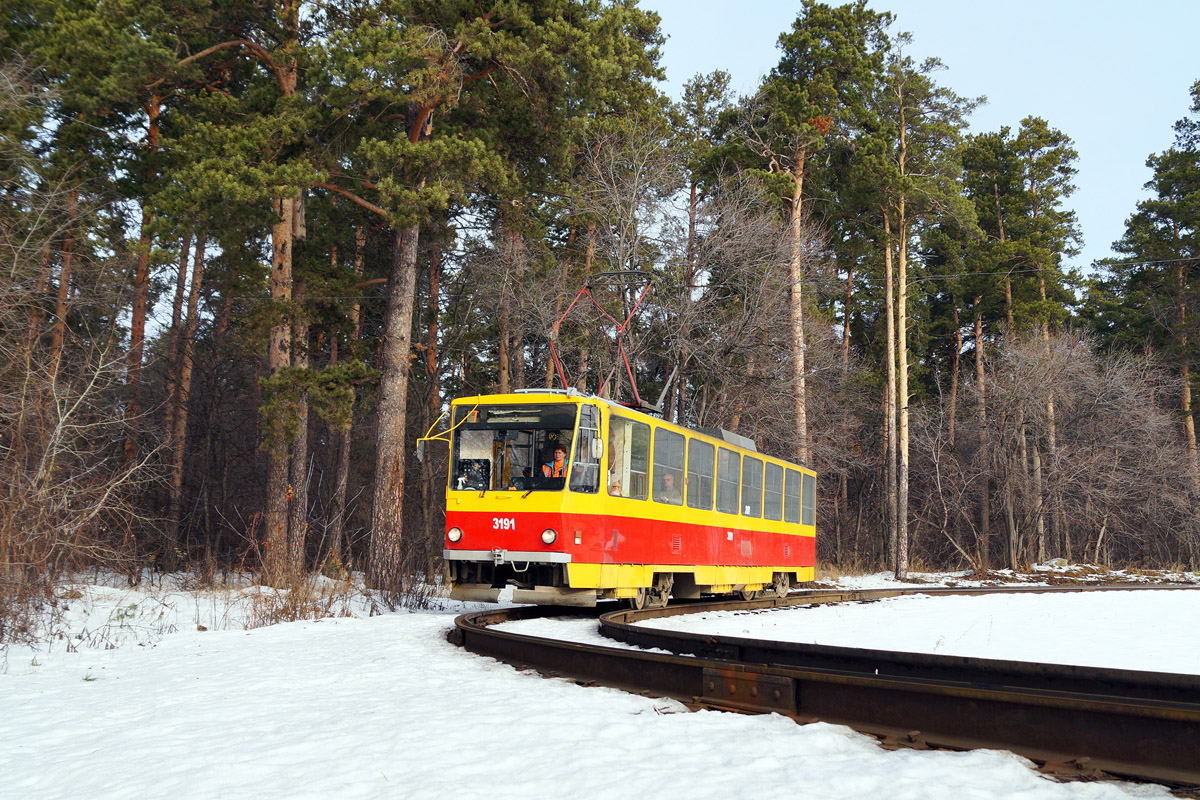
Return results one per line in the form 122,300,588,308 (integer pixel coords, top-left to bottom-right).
948,300,961,447
123,93,161,465
166,236,206,558
163,235,193,445
1004,478,1018,568
894,103,911,580
841,265,854,373
368,221,421,591
263,8,302,582
896,203,910,581
288,280,310,572
1031,437,1045,562
421,241,443,557
330,228,365,569
546,226,576,388
22,240,52,366
1176,263,1200,491
265,194,297,581
883,215,898,568
49,190,79,383
1183,361,1198,492
974,299,989,570
498,288,511,394
1004,274,1014,332
994,181,1012,333
574,222,597,393
789,153,810,464
838,264,854,560
1039,273,1064,551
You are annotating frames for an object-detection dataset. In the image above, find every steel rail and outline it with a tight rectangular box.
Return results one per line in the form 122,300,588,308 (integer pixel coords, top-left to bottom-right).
450,585,1200,788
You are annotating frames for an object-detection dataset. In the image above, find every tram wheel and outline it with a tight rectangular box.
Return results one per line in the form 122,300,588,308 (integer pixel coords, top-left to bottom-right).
739,588,759,601
631,588,650,610
772,572,791,599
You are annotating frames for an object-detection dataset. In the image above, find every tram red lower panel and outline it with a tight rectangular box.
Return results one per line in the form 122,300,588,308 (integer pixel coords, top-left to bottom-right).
445,510,814,567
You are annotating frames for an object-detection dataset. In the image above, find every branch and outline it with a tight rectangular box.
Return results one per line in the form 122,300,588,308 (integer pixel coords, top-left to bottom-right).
146,39,282,92
318,182,389,218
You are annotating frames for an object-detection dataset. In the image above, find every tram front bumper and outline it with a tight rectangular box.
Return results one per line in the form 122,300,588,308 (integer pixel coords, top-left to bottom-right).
449,583,598,607
443,548,572,565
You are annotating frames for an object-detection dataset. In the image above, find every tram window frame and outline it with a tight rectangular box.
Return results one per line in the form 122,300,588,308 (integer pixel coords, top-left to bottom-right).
652,428,685,506
764,462,784,521
609,415,650,500
716,448,740,515
570,404,601,494
802,472,816,526
687,439,715,510
741,456,763,518
448,403,577,492
783,469,801,524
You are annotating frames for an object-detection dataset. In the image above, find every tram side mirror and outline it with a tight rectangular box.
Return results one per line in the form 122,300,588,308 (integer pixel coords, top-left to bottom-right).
415,440,425,464
592,438,604,459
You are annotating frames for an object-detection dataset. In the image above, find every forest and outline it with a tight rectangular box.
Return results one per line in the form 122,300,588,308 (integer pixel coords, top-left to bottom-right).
2,0,1199,633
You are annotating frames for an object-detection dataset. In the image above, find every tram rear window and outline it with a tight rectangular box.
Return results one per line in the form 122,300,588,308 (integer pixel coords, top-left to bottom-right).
802,473,816,526
449,404,579,492
784,469,801,524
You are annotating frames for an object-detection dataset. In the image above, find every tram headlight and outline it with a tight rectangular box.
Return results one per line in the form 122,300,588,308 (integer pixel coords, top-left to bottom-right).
541,528,558,545
447,527,463,543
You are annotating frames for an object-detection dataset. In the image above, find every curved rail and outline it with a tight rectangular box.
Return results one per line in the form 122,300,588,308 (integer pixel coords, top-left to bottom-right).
450,585,1200,787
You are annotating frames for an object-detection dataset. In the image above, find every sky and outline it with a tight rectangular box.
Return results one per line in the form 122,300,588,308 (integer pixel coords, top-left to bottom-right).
644,0,1200,272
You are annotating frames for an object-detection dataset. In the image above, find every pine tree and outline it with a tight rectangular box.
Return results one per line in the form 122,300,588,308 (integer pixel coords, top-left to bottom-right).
743,0,892,464
1086,80,1200,490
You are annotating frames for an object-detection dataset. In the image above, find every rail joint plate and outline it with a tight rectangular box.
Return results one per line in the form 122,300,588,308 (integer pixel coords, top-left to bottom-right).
701,668,795,714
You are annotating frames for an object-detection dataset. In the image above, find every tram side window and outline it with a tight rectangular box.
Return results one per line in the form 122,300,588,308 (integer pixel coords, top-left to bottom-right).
609,416,650,500
652,429,685,505
764,463,784,521
741,456,763,517
570,405,601,493
783,469,801,524
802,472,816,526
716,448,740,514
687,439,715,510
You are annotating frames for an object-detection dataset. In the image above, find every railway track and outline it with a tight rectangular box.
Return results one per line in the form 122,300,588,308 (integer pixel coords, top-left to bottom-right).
450,584,1200,789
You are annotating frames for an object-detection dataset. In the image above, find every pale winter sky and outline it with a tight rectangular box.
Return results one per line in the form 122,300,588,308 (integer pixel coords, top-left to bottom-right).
644,0,1200,273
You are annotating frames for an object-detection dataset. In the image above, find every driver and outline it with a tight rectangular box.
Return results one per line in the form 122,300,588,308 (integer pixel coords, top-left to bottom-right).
542,443,569,478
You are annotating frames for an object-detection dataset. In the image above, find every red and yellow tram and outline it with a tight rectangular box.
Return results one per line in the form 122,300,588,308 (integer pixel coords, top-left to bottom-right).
443,389,816,607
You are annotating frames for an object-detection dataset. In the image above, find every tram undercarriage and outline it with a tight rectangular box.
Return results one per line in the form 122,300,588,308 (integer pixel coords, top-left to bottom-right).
446,553,802,608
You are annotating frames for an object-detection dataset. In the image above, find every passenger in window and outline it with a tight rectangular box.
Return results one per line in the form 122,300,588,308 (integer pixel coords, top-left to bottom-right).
542,443,569,478
657,472,681,504
608,468,623,496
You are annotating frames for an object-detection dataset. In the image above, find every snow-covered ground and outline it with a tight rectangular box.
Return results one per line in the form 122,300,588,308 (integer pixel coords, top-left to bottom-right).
630,588,1200,674
1,570,1192,799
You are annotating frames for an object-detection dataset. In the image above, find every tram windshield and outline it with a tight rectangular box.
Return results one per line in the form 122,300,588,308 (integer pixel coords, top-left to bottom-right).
450,404,579,492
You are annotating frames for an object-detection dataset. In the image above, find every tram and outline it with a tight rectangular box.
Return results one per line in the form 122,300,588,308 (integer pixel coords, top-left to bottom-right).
442,389,816,607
